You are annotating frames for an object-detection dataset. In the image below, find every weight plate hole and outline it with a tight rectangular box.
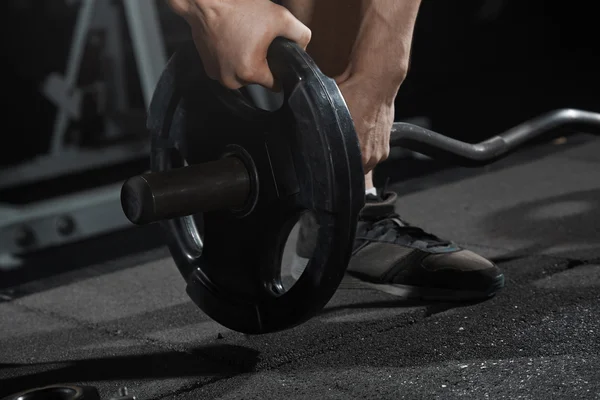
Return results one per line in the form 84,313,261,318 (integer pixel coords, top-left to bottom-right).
276,210,319,294
240,84,284,112
10,386,80,400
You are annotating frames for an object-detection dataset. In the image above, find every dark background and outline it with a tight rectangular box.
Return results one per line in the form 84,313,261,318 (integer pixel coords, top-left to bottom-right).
400,0,600,141
2,0,599,173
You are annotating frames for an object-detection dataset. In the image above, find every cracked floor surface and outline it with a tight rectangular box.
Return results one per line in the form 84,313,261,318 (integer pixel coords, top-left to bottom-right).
1,135,600,399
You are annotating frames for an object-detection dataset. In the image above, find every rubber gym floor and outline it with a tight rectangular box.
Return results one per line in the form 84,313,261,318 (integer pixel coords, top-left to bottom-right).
1,134,599,400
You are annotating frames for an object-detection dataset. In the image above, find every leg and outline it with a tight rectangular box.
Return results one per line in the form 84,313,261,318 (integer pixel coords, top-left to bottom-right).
282,0,361,77
285,0,504,301
282,0,375,189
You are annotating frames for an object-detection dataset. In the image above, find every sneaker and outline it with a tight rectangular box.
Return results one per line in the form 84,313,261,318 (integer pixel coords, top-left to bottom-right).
292,191,505,301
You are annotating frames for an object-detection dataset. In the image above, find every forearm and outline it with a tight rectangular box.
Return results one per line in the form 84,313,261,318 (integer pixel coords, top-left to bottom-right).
346,0,422,100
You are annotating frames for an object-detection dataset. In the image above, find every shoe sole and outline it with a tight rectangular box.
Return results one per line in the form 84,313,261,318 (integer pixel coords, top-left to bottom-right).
289,253,505,302
359,274,506,302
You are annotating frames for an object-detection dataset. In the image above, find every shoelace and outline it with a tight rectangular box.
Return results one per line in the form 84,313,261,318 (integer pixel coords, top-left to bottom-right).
362,177,453,248
360,212,452,248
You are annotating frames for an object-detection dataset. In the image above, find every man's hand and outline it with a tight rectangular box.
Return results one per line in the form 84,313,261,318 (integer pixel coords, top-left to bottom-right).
167,0,311,90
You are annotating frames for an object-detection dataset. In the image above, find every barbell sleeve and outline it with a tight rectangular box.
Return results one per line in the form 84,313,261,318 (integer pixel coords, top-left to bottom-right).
121,156,251,225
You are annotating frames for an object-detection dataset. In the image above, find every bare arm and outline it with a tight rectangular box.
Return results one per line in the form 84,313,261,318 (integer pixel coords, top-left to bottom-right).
338,0,422,173
282,0,422,175
343,0,422,101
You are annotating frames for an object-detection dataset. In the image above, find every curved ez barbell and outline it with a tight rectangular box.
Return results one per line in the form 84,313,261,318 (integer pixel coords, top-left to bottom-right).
390,108,600,166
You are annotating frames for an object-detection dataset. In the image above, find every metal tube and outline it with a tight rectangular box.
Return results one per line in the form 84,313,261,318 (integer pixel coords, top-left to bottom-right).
121,157,251,225
50,0,98,154
390,108,600,166
500,108,600,147
122,0,168,109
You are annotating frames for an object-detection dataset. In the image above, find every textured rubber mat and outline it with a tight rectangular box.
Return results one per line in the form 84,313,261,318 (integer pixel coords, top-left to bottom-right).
1,138,599,399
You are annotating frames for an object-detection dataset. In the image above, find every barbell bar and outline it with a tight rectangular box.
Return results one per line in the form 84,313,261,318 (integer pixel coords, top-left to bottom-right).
122,109,600,226
120,37,600,334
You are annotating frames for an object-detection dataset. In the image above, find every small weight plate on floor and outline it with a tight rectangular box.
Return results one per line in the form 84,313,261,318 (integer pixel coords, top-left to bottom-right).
148,38,364,334
1,385,101,400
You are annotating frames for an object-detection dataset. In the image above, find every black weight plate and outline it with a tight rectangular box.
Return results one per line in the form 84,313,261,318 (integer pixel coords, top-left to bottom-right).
148,38,364,334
